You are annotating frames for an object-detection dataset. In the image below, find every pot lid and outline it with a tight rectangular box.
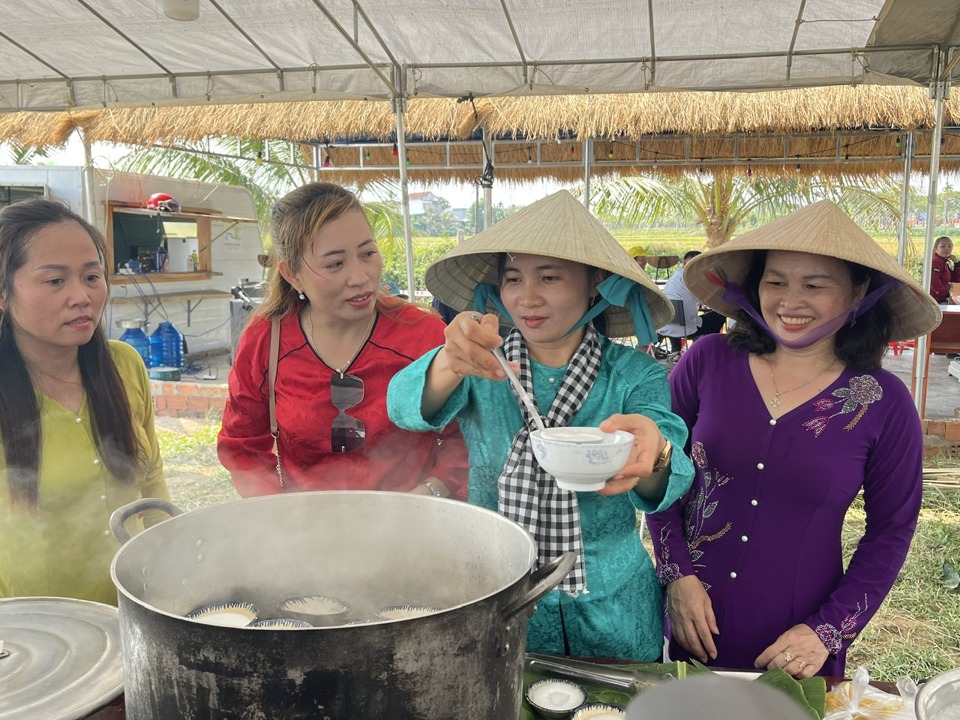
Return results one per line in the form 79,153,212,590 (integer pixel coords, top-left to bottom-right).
0,597,123,720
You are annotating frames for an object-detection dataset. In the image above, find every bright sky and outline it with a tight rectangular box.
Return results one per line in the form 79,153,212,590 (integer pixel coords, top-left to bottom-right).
43,136,571,210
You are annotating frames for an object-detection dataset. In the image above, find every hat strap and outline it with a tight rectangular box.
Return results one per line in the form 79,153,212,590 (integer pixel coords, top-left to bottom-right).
473,283,511,318
711,270,897,350
569,275,657,344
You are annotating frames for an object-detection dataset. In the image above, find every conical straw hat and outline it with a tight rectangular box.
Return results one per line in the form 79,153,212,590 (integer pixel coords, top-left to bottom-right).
684,200,941,342
425,190,673,337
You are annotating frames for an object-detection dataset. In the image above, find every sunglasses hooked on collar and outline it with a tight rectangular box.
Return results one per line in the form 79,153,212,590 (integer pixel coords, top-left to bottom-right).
330,373,365,452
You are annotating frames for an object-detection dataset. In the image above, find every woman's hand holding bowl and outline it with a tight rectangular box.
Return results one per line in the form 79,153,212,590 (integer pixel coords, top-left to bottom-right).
598,414,668,498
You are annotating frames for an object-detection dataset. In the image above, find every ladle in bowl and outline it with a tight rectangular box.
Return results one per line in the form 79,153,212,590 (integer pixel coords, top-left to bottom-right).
489,345,547,434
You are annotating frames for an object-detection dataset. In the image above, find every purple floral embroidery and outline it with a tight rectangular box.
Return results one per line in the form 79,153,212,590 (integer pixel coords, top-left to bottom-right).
816,595,869,654
840,595,869,637
681,442,732,557
815,623,843,654
656,527,684,586
802,375,883,437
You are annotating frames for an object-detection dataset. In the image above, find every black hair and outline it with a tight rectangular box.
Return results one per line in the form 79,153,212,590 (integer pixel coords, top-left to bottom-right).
0,198,140,508
683,250,702,263
726,250,893,371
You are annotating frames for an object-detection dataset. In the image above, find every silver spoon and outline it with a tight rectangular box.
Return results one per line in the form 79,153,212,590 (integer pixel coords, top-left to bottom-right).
470,314,547,433
490,345,548,433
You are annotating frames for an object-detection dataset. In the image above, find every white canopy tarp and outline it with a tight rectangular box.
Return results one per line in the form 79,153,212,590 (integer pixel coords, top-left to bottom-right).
1,0,958,112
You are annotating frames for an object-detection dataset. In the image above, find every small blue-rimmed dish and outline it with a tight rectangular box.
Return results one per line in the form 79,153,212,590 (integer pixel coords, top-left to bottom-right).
525,678,588,719
571,702,625,719
375,605,439,621
278,595,350,626
249,618,313,629
185,601,258,627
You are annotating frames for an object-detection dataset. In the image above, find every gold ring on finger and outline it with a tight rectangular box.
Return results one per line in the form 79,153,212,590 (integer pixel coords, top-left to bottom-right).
796,659,807,671
782,651,794,663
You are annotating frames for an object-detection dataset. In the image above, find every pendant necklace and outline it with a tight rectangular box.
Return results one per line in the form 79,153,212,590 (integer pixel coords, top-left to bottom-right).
307,310,376,377
765,356,835,409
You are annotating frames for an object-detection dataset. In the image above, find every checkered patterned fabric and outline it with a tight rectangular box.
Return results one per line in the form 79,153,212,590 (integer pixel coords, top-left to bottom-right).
497,325,601,594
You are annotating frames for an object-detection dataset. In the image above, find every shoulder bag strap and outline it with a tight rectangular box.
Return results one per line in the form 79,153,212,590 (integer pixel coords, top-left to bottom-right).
268,318,284,488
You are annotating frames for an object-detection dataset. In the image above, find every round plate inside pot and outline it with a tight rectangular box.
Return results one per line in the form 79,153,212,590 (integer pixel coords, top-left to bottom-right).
185,601,258,627
278,595,349,626
249,617,312,629
375,604,439,620
0,596,124,720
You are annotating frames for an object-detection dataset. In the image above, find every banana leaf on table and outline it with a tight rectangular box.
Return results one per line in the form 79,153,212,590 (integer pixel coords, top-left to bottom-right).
519,660,826,720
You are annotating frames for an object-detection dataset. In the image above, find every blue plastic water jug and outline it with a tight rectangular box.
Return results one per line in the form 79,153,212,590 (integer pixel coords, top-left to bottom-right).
150,321,184,370
119,323,151,367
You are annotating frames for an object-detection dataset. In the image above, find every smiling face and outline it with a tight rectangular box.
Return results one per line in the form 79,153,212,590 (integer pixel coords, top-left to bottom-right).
282,209,382,324
935,237,954,259
2,221,107,359
499,253,600,364
757,250,866,346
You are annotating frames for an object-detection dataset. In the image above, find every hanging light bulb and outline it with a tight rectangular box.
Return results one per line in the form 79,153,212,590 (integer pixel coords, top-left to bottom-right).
405,154,410,166
527,154,533,164
391,142,399,157
696,165,704,174
895,136,902,148
795,163,802,173
322,153,331,168
570,145,576,155
746,166,753,178
365,150,372,161
607,150,615,160
255,151,264,164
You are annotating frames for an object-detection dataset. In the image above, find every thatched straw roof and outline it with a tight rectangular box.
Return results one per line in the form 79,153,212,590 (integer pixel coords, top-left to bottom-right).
3,85,958,183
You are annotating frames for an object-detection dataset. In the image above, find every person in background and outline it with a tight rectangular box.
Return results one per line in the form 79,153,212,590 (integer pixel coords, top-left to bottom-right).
0,198,168,605
388,191,694,660
648,201,941,678
629,244,651,271
657,250,704,355
380,279,408,300
218,182,468,499
930,235,960,305
430,295,459,324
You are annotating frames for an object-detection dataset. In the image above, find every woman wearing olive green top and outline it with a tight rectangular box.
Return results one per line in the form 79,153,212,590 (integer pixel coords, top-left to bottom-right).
0,199,168,606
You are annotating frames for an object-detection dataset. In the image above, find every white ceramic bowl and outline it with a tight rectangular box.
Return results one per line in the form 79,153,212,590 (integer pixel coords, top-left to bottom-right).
530,427,634,492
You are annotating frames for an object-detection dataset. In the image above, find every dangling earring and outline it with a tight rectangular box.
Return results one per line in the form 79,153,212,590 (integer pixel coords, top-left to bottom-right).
298,291,305,300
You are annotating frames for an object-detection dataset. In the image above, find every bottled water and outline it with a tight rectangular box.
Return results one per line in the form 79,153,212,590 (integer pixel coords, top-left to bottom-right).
149,321,184,370
119,323,151,367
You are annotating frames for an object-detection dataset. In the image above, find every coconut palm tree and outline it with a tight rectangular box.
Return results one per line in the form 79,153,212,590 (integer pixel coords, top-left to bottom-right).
591,169,907,249
1,139,50,165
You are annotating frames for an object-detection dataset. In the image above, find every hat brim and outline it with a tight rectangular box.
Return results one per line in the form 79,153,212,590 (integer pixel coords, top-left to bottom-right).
425,191,673,338
684,202,941,343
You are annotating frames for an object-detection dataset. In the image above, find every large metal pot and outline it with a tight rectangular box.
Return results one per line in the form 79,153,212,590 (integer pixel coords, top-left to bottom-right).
916,668,960,719
110,492,573,720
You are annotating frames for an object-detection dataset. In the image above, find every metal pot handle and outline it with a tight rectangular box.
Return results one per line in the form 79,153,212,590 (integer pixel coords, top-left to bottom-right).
500,552,576,622
110,498,184,543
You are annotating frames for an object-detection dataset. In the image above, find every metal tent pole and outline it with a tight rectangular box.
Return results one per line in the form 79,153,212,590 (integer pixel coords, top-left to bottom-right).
81,131,97,226
393,77,416,300
483,129,493,231
913,57,949,417
583,139,592,207
897,132,914,266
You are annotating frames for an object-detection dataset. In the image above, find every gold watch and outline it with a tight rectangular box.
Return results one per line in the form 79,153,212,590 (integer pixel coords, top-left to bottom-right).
652,439,673,473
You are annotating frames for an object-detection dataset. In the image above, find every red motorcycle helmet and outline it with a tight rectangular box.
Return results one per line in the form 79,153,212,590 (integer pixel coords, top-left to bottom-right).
145,192,181,213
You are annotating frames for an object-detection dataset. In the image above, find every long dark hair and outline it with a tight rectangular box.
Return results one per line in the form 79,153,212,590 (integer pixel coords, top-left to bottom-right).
726,250,893,371
0,198,140,509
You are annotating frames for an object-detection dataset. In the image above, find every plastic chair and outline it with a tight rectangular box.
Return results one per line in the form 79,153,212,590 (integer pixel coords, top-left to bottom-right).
661,298,695,359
